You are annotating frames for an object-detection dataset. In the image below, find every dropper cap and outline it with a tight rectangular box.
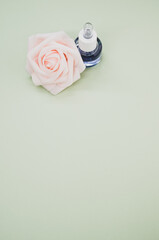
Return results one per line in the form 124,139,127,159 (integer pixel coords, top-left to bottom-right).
78,22,97,52
83,22,93,39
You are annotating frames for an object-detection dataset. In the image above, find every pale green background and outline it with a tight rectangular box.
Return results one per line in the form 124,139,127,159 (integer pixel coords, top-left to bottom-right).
0,0,159,239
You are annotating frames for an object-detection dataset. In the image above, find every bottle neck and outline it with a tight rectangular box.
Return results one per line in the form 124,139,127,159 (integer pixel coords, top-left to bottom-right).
78,29,97,52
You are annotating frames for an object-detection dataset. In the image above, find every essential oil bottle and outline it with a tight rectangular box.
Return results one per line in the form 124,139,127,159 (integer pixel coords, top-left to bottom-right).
75,22,102,67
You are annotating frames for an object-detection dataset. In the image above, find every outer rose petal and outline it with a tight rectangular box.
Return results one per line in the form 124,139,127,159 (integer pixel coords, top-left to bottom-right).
26,31,85,95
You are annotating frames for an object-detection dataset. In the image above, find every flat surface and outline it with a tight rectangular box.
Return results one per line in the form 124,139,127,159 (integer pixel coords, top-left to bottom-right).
0,0,159,239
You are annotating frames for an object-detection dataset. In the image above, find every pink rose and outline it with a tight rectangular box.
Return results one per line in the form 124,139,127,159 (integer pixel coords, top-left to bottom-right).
26,31,85,95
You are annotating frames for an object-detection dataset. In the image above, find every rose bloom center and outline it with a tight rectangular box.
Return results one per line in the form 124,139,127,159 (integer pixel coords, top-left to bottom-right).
43,50,60,72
